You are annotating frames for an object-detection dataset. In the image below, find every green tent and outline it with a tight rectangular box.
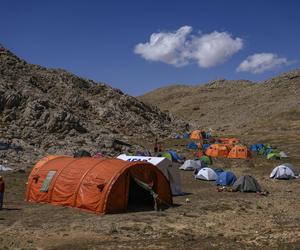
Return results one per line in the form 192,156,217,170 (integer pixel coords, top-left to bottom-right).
161,152,172,161
199,155,212,165
267,152,281,160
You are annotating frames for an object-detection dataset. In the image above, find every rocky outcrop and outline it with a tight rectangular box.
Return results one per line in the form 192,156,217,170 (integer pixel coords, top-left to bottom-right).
0,44,187,166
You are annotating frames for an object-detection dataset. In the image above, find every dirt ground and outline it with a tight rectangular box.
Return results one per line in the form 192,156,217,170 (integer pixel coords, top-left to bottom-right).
0,133,300,250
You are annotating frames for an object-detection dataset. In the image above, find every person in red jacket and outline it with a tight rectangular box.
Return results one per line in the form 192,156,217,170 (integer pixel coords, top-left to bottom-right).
0,176,5,210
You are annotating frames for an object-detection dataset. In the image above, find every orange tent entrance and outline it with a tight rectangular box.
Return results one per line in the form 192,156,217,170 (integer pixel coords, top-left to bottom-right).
205,144,230,157
26,156,172,214
228,145,251,159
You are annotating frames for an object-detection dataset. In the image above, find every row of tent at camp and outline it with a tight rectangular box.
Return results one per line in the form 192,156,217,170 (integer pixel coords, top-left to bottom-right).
177,131,240,145
186,142,288,160
175,130,288,160
249,143,288,160
24,152,298,215
180,159,299,180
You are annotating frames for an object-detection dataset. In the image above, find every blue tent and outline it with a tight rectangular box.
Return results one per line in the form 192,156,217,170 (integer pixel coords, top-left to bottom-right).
187,142,198,150
213,168,224,176
175,134,181,139
202,144,210,151
183,132,190,139
216,171,237,186
250,144,264,152
167,150,183,162
205,132,212,139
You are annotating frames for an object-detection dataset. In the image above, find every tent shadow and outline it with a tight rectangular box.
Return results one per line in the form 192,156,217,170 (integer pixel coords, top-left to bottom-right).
171,203,181,208
173,192,193,196
1,208,22,211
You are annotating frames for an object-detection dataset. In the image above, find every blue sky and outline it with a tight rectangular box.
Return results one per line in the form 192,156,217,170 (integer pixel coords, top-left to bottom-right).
1,0,299,95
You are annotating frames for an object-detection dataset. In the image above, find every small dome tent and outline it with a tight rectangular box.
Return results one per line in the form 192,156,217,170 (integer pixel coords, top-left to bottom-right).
270,163,298,179
167,150,183,162
199,155,212,165
228,145,251,159
190,130,204,140
206,144,230,157
232,175,261,192
216,171,237,186
187,142,198,150
194,150,204,158
180,160,204,171
202,144,210,151
250,144,264,152
183,132,190,139
195,167,217,181
26,156,172,214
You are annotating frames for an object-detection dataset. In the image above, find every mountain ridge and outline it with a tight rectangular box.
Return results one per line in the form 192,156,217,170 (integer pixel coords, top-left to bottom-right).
139,69,300,133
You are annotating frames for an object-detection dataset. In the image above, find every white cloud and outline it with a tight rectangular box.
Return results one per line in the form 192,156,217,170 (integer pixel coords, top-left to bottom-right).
134,26,243,68
237,53,288,73
189,32,243,68
134,26,192,67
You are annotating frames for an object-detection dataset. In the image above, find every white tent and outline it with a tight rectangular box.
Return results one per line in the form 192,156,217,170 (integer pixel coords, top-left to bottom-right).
270,163,298,179
179,160,203,171
117,154,183,195
279,151,288,158
0,165,13,171
195,167,217,181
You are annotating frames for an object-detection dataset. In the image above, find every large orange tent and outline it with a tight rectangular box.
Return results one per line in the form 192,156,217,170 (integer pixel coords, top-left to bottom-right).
228,145,251,159
26,156,172,214
190,130,204,140
205,144,230,157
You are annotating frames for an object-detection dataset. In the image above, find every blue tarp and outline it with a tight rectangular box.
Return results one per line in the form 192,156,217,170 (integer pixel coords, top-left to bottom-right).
187,142,198,150
216,171,237,186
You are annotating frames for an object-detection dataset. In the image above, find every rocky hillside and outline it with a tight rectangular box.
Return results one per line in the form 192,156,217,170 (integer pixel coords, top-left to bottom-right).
0,44,187,166
139,71,300,134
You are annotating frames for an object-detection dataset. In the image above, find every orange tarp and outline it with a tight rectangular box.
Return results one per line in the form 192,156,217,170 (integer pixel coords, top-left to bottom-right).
228,145,251,159
26,156,172,214
205,144,230,157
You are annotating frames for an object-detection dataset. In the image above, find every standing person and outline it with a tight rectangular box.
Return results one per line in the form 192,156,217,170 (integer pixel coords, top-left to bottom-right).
154,138,159,153
158,142,163,152
0,176,5,210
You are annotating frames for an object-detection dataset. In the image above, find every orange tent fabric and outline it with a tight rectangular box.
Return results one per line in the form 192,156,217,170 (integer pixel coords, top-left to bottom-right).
205,144,230,157
218,138,240,145
190,130,204,140
228,145,251,159
26,156,172,214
